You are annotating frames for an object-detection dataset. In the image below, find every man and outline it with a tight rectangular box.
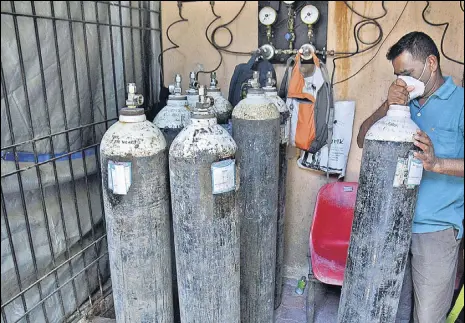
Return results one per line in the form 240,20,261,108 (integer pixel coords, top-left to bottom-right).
357,31,464,322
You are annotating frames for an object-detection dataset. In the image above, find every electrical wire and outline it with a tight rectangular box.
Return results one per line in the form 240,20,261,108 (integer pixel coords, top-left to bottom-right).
157,2,188,85
210,1,254,55
329,1,388,86
196,2,224,76
333,1,409,86
330,1,407,86
332,1,387,55
343,1,388,21
422,1,464,65
197,1,254,77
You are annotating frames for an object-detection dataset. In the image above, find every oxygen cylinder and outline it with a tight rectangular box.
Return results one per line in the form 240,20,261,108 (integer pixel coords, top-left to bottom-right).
233,71,280,323
206,72,233,124
153,74,190,146
170,86,240,323
186,71,200,110
263,71,290,310
153,74,187,322
338,104,423,322
100,84,173,323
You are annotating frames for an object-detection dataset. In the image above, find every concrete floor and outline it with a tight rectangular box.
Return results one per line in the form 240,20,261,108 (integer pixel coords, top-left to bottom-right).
89,278,341,323
275,278,340,323
88,248,463,323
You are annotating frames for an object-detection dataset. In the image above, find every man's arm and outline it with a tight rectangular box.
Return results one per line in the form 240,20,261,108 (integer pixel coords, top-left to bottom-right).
431,159,465,177
414,130,465,178
357,101,389,148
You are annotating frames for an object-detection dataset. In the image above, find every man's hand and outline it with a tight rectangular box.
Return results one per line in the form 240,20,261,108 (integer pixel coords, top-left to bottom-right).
413,130,440,172
387,78,414,107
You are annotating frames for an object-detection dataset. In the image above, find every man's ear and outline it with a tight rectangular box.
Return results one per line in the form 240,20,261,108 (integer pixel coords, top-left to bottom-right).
428,55,439,73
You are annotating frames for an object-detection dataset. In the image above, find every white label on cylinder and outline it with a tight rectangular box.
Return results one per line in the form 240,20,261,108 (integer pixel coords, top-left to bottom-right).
108,161,132,195
280,125,286,144
393,157,408,188
407,153,423,187
211,159,236,194
281,119,290,144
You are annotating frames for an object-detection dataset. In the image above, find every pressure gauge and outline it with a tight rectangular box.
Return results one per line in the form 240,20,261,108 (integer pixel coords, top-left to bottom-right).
259,6,277,26
283,1,295,4
300,5,320,25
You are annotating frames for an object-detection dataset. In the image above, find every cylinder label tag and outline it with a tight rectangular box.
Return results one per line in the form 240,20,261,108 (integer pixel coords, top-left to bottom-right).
281,119,290,144
407,153,424,188
393,152,424,189
211,159,236,194
108,161,132,195
393,158,408,188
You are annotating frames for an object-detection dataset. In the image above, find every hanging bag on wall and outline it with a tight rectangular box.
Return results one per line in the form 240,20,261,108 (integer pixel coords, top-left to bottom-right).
286,53,334,154
228,53,276,107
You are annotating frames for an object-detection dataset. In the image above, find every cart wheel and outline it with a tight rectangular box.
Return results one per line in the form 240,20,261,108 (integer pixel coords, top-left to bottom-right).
306,278,327,323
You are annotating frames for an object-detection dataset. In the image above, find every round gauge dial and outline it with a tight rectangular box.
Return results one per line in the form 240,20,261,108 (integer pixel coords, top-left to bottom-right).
259,6,277,26
283,1,295,4
300,5,320,25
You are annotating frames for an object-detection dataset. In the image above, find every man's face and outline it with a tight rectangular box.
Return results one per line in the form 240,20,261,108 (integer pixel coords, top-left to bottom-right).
392,51,438,97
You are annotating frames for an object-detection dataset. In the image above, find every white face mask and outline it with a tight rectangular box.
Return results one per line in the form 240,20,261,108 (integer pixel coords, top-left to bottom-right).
398,75,425,101
397,58,433,101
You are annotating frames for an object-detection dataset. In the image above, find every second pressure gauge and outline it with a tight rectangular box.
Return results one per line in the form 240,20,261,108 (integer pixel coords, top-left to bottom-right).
283,1,295,4
300,5,320,25
259,6,277,26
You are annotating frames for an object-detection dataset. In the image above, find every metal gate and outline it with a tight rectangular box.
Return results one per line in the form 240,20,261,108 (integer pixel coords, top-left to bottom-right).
1,1,162,322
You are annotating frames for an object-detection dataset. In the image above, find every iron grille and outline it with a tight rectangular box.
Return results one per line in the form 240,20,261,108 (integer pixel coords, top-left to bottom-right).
1,1,162,322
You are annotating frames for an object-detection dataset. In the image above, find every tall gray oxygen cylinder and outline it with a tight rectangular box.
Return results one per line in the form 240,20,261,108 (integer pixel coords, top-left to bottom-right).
207,72,234,125
186,71,200,110
263,71,291,310
170,86,240,323
153,74,190,146
100,84,173,323
233,71,280,323
153,74,188,322
338,105,423,323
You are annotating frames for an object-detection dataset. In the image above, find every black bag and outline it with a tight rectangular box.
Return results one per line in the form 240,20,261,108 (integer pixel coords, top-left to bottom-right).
228,53,276,107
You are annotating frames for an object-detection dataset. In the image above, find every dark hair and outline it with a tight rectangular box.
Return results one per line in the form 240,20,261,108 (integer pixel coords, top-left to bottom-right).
386,31,440,64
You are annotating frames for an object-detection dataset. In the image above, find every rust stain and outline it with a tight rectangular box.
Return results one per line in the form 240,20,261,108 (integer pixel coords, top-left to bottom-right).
334,1,354,98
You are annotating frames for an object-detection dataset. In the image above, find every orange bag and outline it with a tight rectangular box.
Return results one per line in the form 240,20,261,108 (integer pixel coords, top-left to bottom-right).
287,53,321,151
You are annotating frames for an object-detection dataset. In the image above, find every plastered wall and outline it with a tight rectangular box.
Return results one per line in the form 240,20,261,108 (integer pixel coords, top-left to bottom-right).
161,1,464,278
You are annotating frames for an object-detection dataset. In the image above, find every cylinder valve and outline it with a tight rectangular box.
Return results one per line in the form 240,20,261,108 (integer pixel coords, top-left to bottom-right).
265,71,276,88
169,74,183,96
125,83,144,108
210,72,219,89
189,71,199,91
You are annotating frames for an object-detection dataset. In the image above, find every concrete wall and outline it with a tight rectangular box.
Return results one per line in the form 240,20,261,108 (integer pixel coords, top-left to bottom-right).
161,1,464,278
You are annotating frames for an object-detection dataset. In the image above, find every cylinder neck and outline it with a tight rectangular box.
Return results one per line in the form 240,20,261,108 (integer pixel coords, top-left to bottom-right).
264,89,278,96
187,89,199,95
207,90,222,97
387,104,412,118
167,97,188,105
191,105,215,119
247,91,265,98
168,95,188,100
119,107,146,122
119,114,146,123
